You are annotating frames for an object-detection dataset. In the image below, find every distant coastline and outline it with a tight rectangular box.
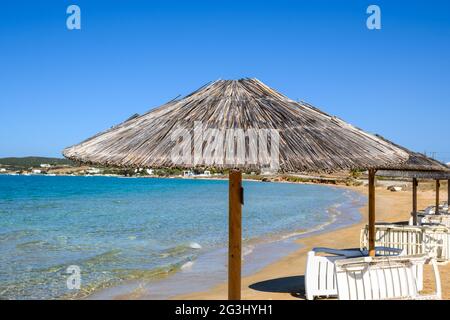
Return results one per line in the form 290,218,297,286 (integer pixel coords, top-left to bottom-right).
0,156,367,187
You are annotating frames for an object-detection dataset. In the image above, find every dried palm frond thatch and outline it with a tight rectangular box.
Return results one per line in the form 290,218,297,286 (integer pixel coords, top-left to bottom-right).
374,135,450,175
64,78,428,172
377,170,450,179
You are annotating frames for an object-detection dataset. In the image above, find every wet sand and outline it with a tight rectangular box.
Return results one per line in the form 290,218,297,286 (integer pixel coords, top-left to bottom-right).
175,186,449,300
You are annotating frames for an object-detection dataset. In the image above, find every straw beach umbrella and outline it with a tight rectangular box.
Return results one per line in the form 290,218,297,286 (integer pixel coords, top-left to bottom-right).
63,78,439,299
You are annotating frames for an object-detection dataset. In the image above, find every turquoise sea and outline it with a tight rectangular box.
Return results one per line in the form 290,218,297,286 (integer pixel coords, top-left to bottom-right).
0,175,363,299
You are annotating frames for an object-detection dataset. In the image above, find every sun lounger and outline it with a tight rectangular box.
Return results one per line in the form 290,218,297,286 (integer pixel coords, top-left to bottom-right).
334,254,441,300
418,214,450,228
411,203,450,227
421,203,449,215
360,223,450,261
305,246,404,300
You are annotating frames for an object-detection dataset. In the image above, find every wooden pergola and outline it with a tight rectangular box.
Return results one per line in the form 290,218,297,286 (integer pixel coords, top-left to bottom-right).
63,78,443,300
377,169,450,224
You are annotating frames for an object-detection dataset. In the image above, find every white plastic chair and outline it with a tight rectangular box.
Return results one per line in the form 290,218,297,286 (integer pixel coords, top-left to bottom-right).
334,254,441,300
305,246,404,300
360,223,450,261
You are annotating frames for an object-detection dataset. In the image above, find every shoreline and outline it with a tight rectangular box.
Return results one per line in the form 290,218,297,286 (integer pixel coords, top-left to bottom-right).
89,184,365,300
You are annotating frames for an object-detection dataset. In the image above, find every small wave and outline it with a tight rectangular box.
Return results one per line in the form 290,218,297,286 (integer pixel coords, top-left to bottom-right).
278,220,335,240
278,202,343,241
59,260,190,300
82,249,122,266
160,242,202,258
180,261,195,270
188,242,202,249
16,240,59,250
0,229,37,242
159,245,188,258
114,265,181,281
242,245,255,257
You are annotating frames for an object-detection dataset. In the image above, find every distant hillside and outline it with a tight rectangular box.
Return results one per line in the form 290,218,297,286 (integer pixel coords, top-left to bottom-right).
0,157,74,168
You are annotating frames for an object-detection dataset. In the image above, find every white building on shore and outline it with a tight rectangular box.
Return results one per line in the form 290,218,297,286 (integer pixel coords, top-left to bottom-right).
86,167,102,174
183,170,194,177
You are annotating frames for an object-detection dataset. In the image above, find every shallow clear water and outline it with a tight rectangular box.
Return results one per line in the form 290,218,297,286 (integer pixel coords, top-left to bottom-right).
0,175,356,299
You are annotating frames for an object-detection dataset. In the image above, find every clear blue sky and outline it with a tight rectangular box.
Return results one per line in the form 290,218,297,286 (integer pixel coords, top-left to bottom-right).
1,0,449,162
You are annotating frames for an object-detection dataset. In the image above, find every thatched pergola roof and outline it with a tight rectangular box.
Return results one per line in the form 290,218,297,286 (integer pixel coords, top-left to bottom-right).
373,135,450,176
377,170,450,180
63,78,416,172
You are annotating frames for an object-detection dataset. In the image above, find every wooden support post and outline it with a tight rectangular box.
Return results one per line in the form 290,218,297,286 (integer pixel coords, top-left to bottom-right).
412,178,418,225
228,170,242,300
368,169,376,257
448,179,450,206
436,180,440,213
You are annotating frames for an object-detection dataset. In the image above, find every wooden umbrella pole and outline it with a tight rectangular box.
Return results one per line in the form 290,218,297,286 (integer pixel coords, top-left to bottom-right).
368,169,376,256
436,180,440,212
228,170,242,300
412,178,418,225
448,179,450,206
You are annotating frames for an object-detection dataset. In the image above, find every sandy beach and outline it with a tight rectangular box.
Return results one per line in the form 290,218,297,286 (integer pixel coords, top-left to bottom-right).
176,185,449,300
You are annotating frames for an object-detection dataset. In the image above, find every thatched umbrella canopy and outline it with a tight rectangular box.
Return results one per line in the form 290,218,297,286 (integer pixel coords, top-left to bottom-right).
64,79,412,172
63,78,440,299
